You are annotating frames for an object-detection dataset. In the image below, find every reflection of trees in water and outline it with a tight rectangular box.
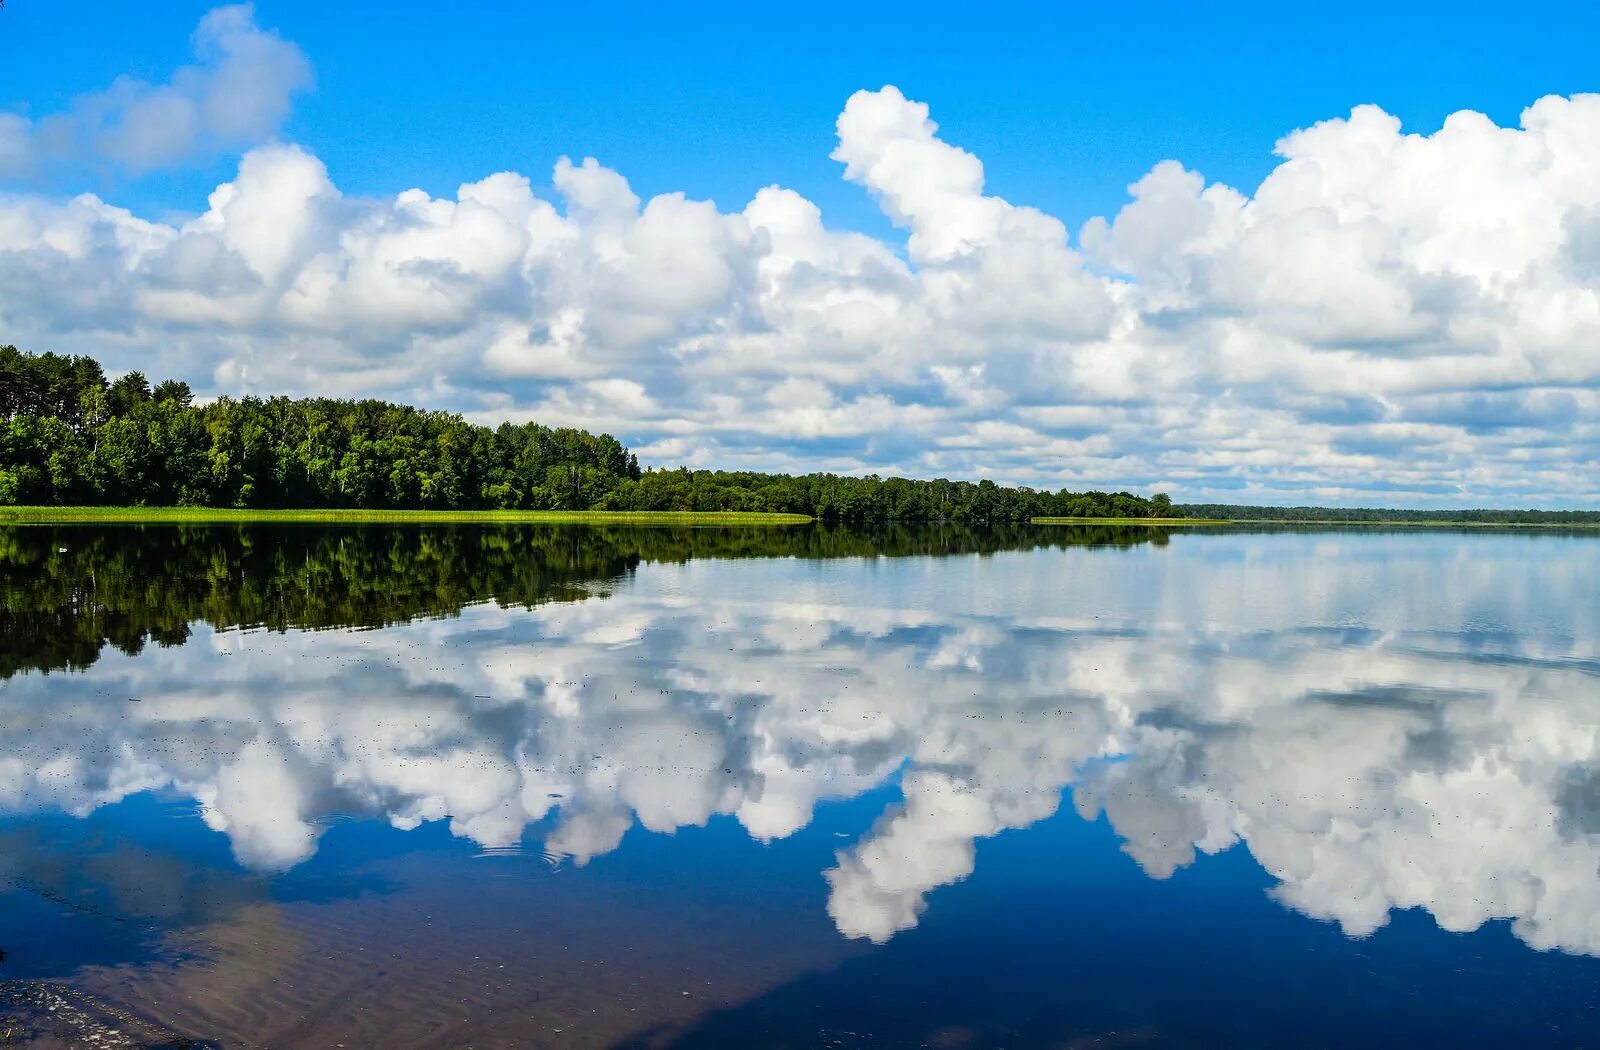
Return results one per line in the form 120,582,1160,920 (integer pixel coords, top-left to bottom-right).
0,522,1169,678
5,529,1600,972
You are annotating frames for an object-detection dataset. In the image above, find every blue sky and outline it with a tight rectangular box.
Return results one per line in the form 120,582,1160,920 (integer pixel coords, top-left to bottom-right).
8,2,1598,226
2,2,1599,505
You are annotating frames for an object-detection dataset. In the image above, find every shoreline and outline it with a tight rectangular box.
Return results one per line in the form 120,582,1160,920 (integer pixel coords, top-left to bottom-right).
1031,516,1228,525
0,507,813,525
2,508,1215,526
1209,518,1600,529
7,508,1597,528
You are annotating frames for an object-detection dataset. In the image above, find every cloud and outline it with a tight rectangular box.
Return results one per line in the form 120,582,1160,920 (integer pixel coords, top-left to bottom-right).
4,532,1600,952
3,47,1600,500
0,4,311,179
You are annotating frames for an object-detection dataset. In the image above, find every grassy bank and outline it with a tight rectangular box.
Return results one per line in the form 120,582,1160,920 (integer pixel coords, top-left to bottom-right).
1031,516,1230,525
0,507,812,526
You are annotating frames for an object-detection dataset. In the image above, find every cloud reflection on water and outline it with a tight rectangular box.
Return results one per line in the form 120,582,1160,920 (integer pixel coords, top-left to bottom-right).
2,535,1599,955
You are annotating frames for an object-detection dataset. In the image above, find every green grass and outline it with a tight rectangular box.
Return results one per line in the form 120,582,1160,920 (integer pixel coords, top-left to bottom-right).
1031,516,1231,525
0,506,812,526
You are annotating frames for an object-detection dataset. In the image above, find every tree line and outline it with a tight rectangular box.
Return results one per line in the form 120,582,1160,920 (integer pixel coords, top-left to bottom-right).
0,345,1168,520
1176,503,1600,525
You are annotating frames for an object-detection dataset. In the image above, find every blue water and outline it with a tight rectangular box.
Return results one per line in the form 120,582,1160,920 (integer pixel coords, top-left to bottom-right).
1,525,1598,1047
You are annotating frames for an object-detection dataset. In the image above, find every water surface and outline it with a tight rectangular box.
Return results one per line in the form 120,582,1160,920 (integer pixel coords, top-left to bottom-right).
2,524,1598,1047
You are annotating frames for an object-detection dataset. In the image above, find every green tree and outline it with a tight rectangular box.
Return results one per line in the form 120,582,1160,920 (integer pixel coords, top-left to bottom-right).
0,346,1166,519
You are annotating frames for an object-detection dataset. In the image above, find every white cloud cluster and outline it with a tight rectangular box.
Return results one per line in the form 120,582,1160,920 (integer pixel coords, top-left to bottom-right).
5,532,1600,953
2,7,1599,502
0,5,310,179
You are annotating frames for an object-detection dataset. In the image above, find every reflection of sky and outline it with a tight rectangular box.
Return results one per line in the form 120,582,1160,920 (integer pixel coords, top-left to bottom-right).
4,532,1600,954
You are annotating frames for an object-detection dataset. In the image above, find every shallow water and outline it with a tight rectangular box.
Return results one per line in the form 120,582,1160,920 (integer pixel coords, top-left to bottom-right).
2,523,1599,1047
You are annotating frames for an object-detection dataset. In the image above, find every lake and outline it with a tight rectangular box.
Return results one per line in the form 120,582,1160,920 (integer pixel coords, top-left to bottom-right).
2,523,1598,1048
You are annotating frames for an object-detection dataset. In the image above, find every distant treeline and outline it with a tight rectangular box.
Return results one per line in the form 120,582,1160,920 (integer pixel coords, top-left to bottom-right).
0,521,1171,678
1178,504,1600,525
0,345,1167,521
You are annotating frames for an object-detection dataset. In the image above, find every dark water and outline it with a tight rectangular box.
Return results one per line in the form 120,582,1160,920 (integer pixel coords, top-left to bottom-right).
2,523,1599,1048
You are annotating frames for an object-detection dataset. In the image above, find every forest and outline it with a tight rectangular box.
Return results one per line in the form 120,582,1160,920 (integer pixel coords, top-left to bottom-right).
0,345,1167,521
1176,503,1600,525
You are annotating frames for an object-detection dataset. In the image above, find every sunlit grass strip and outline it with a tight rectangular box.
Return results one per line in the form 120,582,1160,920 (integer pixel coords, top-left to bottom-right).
0,507,813,526
1031,516,1231,525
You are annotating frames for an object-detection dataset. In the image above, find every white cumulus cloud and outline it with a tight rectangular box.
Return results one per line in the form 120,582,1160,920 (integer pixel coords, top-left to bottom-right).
2,11,1600,503
0,4,311,179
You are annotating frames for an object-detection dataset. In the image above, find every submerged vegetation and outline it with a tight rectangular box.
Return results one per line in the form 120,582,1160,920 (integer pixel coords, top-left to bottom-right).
0,346,1169,521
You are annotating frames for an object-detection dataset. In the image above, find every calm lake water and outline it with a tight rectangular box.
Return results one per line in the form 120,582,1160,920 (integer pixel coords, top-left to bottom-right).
2,523,1599,1048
